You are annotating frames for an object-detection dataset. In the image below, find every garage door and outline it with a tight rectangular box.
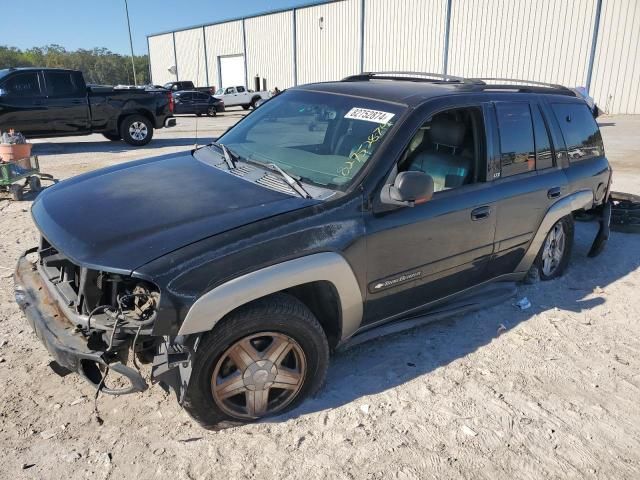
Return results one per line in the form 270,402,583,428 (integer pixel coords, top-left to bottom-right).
219,55,246,88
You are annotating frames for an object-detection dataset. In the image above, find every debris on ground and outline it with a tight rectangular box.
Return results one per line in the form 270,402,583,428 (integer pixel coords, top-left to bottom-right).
514,297,532,310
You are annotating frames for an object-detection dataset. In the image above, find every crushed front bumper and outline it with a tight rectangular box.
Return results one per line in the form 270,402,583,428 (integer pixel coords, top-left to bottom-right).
14,248,147,395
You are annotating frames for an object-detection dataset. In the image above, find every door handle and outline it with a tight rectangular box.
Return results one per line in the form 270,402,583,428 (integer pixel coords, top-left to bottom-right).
547,187,562,199
471,206,492,221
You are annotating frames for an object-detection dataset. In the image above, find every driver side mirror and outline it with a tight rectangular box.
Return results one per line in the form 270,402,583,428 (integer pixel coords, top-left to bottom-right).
381,171,434,207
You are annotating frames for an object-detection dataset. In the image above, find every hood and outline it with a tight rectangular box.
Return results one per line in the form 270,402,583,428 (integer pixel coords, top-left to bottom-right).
32,151,317,274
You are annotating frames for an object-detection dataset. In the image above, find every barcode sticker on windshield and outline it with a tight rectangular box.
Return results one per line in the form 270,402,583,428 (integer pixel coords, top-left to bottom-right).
344,108,395,124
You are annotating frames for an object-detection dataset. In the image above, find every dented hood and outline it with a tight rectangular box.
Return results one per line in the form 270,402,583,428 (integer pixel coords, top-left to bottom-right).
31,151,317,274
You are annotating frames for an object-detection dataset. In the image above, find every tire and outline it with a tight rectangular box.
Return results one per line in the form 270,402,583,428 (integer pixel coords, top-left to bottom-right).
28,176,42,193
120,115,154,146
250,97,261,109
102,133,121,141
242,105,250,111
533,215,574,280
207,107,217,117
10,184,23,201
182,293,329,430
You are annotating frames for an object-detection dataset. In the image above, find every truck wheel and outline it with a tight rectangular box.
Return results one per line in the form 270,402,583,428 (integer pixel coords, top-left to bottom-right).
207,106,217,117
533,216,574,280
242,105,250,111
182,293,329,430
250,97,261,109
120,115,154,146
10,184,24,201
102,133,121,141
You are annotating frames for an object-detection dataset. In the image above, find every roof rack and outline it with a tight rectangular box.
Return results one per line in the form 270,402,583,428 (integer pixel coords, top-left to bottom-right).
468,77,577,96
342,71,483,85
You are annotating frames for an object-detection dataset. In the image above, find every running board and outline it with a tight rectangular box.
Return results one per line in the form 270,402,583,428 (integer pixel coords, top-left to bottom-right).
340,282,518,349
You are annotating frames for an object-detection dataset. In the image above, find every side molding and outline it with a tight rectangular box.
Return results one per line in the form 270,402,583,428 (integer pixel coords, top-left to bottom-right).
515,189,594,273
178,252,364,339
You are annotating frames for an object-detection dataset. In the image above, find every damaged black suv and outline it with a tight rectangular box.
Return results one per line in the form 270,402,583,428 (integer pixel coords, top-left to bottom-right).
15,72,612,429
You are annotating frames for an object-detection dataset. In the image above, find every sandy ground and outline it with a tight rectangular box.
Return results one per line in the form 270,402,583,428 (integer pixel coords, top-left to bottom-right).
0,112,639,480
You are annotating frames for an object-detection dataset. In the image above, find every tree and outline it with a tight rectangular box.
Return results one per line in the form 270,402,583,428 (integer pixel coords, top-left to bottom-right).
0,44,149,85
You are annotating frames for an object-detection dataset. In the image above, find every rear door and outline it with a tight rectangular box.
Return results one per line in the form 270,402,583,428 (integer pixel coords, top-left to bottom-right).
42,70,90,134
487,99,569,277
223,87,239,106
174,92,193,114
236,86,250,105
0,70,48,135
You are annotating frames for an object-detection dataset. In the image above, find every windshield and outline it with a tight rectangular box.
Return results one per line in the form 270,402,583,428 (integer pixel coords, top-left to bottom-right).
214,88,224,95
218,90,403,191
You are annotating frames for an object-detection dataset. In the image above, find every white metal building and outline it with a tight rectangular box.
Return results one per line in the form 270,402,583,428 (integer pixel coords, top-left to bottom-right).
147,0,640,114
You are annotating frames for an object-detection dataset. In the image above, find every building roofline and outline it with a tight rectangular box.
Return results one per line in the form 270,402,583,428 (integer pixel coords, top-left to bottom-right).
146,0,339,39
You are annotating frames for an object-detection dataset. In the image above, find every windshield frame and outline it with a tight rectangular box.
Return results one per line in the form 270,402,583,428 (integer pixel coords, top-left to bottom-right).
216,88,409,195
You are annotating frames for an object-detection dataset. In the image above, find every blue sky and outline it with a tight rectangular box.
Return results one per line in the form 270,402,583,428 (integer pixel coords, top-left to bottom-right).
4,0,324,55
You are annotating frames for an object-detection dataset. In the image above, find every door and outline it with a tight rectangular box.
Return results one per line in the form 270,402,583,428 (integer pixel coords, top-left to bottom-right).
235,86,250,105
223,86,239,106
193,92,211,114
363,103,498,325
42,70,90,134
218,54,245,90
0,70,48,135
174,92,193,113
486,100,569,277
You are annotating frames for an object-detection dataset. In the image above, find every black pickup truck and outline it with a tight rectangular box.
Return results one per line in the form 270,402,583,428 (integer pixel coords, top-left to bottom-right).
0,68,176,146
15,73,612,429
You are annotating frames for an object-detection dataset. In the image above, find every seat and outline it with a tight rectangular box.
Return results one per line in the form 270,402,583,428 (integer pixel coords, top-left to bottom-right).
407,117,472,191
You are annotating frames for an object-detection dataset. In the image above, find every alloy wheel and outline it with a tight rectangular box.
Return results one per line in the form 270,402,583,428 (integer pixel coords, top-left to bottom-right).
541,223,566,276
129,121,148,141
211,332,306,419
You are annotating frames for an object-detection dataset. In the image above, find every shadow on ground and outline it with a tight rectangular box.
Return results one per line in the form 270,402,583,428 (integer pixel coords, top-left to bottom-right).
274,221,639,422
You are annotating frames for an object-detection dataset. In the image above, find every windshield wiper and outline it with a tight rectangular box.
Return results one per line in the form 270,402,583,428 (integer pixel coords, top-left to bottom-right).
266,163,312,199
211,141,236,169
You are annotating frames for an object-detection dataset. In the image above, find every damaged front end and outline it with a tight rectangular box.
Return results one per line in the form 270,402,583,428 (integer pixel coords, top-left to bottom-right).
14,239,165,395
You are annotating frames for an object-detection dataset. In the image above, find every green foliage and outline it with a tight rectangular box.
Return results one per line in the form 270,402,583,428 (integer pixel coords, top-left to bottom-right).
0,44,149,85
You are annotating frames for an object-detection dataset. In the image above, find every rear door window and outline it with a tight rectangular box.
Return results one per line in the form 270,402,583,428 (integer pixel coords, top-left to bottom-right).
495,102,535,177
2,72,42,97
532,105,554,170
44,71,81,97
237,86,246,93
551,103,604,161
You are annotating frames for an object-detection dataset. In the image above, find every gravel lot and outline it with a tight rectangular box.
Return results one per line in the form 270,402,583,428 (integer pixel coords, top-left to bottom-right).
0,112,639,480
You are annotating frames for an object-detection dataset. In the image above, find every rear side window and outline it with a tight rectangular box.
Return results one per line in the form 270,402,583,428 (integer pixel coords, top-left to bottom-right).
532,105,554,170
45,71,80,97
551,103,604,161
237,86,246,93
1,72,41,97
495,102,535,177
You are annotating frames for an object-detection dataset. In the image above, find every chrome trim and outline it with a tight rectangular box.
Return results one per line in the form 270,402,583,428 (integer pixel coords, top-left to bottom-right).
178,252,363,339
515,190,594,273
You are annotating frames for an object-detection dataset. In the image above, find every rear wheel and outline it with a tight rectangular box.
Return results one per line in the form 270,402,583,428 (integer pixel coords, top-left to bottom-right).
102,133,121,141
120,115,154,146
242,105,250,111
182,294,329,430
533,216,574,280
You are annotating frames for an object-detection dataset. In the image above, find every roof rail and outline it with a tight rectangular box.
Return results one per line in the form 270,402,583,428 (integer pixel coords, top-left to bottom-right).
469,77,576,95
342,71,483,85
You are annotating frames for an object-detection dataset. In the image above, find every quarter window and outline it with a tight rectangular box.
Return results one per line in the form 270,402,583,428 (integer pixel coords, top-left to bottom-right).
495,102,535,177
532,105,554,170
2,72,41,97
551,103,604,161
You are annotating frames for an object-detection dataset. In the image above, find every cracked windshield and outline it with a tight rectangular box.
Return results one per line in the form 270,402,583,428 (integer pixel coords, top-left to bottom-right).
218,90,404,190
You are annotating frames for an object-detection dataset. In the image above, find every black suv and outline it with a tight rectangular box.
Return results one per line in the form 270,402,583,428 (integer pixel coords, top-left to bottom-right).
15,72,611,429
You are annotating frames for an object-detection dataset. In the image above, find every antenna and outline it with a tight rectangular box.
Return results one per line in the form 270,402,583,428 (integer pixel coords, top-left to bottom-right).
194,39,201,148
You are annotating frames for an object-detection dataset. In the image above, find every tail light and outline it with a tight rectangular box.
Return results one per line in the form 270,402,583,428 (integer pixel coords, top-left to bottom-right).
168,93,174,113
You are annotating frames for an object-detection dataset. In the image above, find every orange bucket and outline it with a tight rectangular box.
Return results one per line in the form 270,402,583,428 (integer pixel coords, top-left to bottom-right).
0,143,32,162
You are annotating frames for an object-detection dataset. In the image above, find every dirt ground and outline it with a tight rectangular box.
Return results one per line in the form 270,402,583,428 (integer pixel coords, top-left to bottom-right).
0,112,639,480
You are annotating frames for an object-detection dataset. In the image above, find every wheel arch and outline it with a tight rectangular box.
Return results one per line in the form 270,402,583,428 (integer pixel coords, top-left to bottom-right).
515,189,593,274
117,109,155,132
177,252,363,344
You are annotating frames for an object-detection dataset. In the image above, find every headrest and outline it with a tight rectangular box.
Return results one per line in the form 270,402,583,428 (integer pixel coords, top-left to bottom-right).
429,117,466,148
408,128,425,152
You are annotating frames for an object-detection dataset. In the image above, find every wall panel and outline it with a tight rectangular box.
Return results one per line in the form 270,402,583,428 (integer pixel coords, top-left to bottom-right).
590,0,640,114
148,33,176,86
296,0,361,84
364,0,447,73
204,21,245,90
246,11,294,89
174,28,207,86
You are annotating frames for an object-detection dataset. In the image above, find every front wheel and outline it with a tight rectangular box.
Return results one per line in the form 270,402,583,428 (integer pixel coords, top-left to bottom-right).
533,216,574,280
120,115,154,146
182,294,329,430
207,106,217,117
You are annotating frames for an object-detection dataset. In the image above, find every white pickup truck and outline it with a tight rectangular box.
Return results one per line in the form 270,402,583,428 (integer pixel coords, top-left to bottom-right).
213,86,271,110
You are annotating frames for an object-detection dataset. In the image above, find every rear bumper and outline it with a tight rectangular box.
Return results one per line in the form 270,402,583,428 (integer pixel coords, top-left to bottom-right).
14,248,147,395
164,117,177,128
